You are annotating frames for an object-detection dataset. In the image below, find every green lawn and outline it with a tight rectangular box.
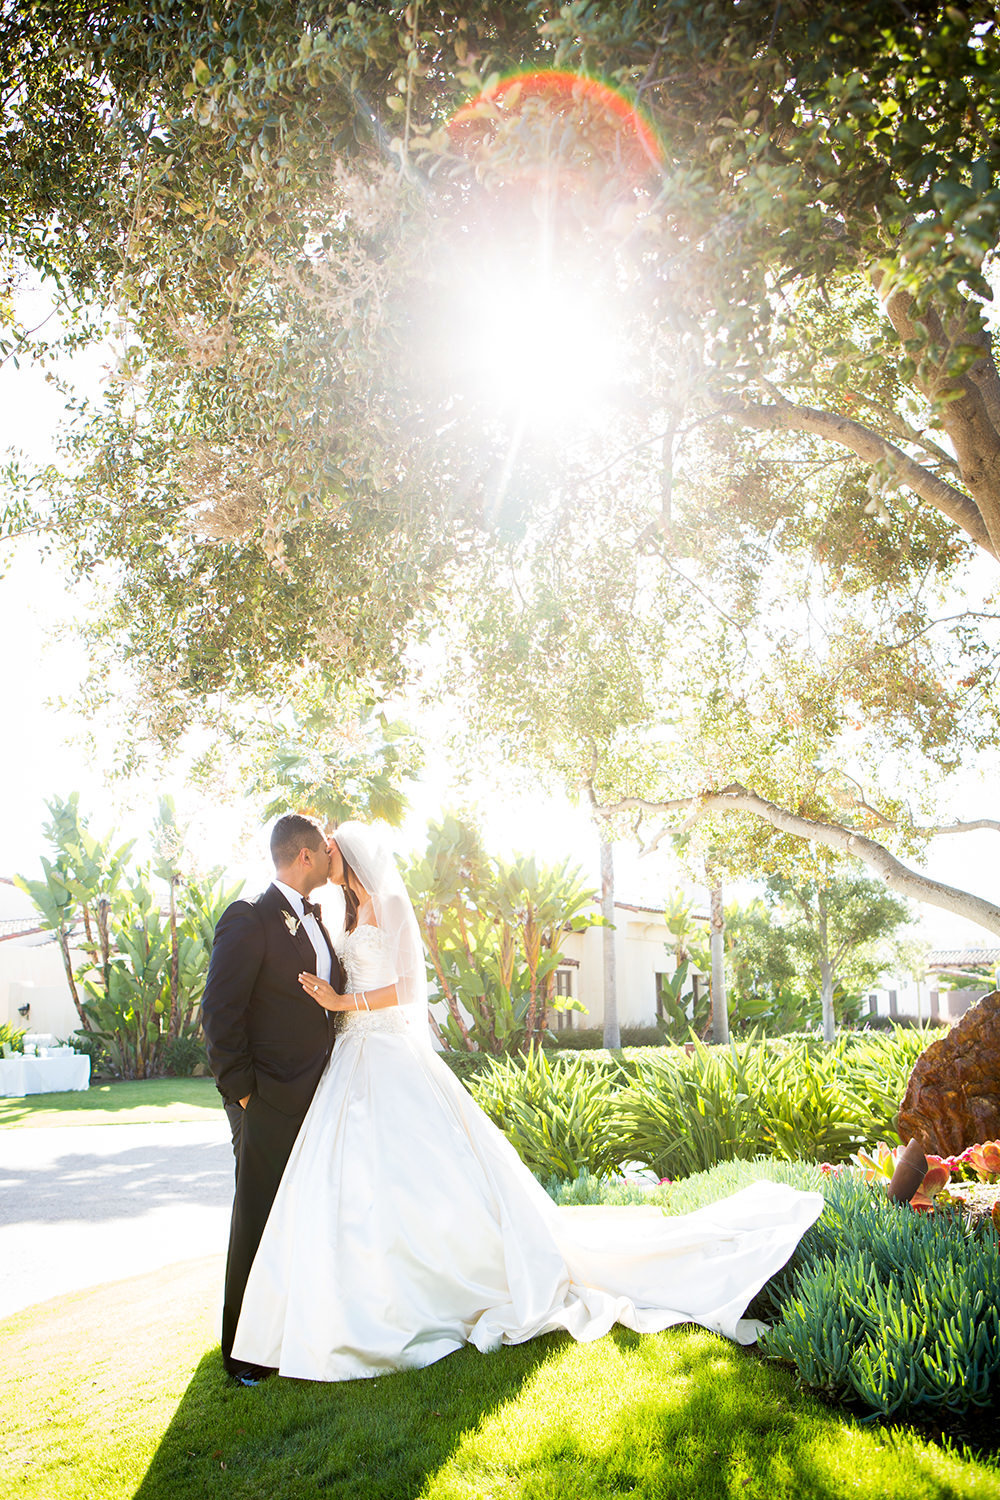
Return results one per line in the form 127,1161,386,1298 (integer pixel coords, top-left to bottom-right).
0,1076,223,1129
2,1258,997,1500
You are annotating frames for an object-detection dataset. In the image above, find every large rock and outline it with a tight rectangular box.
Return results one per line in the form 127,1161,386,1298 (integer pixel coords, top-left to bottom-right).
897,990,1000,1154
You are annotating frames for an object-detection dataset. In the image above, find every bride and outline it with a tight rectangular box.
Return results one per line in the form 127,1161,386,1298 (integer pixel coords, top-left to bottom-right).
232,822,823,1382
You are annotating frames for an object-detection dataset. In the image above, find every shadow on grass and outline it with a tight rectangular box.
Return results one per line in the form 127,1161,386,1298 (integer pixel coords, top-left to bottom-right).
426,1329,1000,1500
132,1335,565,1500
132,1326,1000,1500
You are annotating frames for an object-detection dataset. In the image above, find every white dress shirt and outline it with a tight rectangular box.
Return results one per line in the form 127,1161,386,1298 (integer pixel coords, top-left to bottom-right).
273,880,332,984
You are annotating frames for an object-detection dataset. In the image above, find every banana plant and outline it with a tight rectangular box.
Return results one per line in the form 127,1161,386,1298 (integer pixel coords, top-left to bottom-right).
15,795,134,1030
655,958,710,1042
19,795,244,1076
79,874,172,1078
256,707,421,830
657,895,712,1042
404,816,602,1054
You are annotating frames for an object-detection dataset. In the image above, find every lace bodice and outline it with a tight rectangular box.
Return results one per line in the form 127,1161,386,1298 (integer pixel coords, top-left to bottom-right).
333,923,421,1038
333,923,399,993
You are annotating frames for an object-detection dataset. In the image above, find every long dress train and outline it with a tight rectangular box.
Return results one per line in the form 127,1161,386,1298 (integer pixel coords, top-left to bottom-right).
232,924,823,1382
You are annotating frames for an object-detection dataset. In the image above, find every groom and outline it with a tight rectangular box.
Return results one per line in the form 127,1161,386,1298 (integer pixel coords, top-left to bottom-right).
202,812,345,1384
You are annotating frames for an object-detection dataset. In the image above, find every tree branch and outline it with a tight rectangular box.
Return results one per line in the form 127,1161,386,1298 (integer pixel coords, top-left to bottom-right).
903,817,1000,838
823,774,1000,839
0,309,58,371
725,396,994,555
605,785,1000,937
875,281,1000,553
840,387,960,474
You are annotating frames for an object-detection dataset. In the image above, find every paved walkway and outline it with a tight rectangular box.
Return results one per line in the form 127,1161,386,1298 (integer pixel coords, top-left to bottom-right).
0,1121,234,1320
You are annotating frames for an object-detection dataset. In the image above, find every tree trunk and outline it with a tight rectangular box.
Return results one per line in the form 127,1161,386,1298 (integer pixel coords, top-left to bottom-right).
96,897,111,1007
600,834,619,1049
819,959,835,1043
818,894,835,1044
709,878,729,1045
523,909,540,1048
424,927,473,1050
428,1011,447,1048
81,903,95,962
168,874,180,1038
58,925,88,1030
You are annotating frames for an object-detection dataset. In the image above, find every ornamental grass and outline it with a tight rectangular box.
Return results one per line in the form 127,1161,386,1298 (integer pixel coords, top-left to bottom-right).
464,1029,935,1181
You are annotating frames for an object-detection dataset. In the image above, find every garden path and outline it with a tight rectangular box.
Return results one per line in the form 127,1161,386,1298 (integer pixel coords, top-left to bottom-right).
0,1121,232,1319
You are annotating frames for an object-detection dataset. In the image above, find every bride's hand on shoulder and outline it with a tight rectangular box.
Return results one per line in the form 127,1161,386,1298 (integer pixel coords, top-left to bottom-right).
299,973,351,1011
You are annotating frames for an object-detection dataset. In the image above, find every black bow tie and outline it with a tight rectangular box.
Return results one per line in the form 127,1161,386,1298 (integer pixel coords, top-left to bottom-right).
302,899,323,921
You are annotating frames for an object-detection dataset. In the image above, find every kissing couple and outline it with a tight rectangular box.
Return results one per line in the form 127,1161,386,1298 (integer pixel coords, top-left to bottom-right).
202,813,823,1386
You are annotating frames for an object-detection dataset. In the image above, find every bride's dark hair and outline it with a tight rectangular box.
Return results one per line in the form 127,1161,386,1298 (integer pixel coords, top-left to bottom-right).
328,821,427,1033
341,855,362,933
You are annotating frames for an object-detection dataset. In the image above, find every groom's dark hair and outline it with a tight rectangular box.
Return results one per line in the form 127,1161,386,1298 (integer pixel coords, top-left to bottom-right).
270,813,326,868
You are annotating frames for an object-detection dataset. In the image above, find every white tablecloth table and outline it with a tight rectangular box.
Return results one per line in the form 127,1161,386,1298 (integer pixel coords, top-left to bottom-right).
0,1053,91,1096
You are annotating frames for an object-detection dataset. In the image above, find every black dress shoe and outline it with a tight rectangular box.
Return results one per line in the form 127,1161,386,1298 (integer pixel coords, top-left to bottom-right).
227,1362,275,1387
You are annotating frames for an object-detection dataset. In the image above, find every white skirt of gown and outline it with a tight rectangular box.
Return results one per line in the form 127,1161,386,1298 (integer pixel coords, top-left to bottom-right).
232,1013,823,1382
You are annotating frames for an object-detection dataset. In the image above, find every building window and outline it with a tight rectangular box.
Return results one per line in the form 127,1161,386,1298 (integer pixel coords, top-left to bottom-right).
551,969,575,1030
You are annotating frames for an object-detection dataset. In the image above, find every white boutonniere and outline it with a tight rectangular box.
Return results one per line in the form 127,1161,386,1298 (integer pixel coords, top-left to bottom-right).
282,910,301,937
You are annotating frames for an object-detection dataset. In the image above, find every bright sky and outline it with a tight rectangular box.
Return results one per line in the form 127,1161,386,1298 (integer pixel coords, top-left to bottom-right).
2,275,999,950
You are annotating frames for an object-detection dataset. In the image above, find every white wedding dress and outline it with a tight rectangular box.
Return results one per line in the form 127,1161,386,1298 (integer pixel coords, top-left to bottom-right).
232,924,823,1382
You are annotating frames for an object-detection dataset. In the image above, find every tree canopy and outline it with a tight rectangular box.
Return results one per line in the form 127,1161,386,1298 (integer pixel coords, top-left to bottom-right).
6,3,1000,669
6,1,1000,924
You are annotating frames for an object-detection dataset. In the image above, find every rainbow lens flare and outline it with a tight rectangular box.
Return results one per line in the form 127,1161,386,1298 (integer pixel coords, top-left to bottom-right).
447,69,663,187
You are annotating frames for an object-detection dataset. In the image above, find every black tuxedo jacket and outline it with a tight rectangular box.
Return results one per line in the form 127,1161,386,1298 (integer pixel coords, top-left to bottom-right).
202,883,346,1118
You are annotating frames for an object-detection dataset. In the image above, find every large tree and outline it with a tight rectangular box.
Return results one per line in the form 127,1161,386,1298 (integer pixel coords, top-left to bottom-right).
439,487,689,1047
7,1,1000,928
7,4,1000,644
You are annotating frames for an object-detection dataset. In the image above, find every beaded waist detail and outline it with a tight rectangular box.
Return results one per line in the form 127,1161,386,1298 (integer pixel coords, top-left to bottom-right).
341,1008,411,1036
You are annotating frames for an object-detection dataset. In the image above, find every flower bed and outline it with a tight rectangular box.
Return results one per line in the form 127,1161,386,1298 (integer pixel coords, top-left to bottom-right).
853,1138,1000,1224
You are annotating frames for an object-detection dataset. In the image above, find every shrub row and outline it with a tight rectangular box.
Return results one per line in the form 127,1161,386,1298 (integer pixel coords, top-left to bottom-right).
461,1029,930,1180
546,1158,1000,1424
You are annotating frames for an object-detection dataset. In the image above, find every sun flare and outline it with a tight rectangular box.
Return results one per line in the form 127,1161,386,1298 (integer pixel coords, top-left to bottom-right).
453,258,629,430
